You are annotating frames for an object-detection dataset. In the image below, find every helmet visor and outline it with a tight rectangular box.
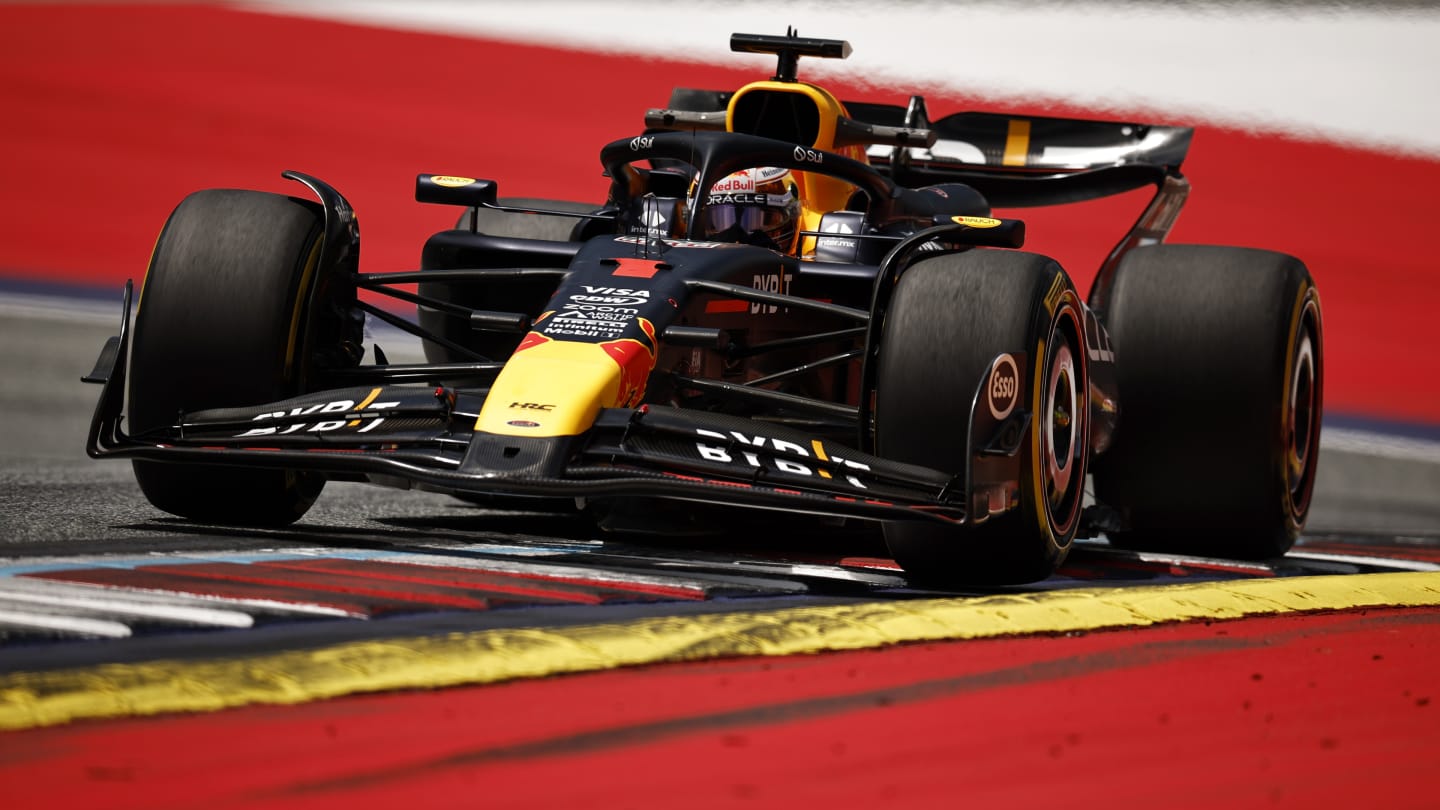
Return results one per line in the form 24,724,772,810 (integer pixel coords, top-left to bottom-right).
698,187,796,239
699,203,791,237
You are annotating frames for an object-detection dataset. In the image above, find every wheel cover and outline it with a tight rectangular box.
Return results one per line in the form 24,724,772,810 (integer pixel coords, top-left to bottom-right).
1045,341,1078,501
1039,313,1086,536
1285,325,1319,514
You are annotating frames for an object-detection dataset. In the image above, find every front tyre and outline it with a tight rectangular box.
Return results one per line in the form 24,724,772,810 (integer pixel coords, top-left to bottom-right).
129,189,334,526
876,250,1089,585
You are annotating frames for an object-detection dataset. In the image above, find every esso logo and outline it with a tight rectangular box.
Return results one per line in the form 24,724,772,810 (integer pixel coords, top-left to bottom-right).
987,354,1020,420
793,146,824,164
630,136,655,151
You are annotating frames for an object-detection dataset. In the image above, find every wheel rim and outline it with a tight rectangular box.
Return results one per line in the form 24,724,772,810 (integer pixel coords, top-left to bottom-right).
1286,327,1318,507
1042,326,1084,532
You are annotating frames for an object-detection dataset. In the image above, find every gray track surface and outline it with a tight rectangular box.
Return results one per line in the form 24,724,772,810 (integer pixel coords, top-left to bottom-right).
8,306,1438,544
2,301,1438,659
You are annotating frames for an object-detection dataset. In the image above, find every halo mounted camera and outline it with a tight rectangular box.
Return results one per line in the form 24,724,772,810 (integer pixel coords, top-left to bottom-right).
730,28,852,82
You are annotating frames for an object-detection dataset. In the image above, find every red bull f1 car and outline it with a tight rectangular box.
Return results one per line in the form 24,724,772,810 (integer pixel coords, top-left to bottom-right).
85,32,1323,584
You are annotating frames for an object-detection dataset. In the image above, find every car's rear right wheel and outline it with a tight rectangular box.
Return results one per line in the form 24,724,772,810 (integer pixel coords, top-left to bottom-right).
1092,244,1323,559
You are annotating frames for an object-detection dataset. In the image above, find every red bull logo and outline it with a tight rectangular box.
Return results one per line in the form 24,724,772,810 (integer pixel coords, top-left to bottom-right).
599,318,658,407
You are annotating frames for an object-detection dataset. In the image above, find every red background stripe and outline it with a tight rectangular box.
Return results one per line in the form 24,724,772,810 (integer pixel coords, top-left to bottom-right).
3,609,1434,808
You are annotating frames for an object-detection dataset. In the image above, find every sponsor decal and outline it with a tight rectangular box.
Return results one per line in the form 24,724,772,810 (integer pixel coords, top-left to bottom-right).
693,428,871,489
706,192,776,206
641,206,668,231
750,270,793,315
558,306,637,320
793,146,825,164
615,235,725,249
710,170,755,193
542,286,653,338
507,420,541,428
544,317,628,339
987,354,1020,421
570,294,647,306
235,393,402,438
1042,272,1066,315
509,402,555,411
576,285,649,304
952,216,1002,229
431,175,476,188
629,135,655,151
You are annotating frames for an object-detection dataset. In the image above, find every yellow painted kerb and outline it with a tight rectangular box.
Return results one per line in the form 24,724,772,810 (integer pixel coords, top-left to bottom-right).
1,572,1437,731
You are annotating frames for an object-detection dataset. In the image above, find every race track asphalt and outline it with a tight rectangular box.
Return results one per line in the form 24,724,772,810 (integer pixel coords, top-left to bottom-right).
7,305,1438,556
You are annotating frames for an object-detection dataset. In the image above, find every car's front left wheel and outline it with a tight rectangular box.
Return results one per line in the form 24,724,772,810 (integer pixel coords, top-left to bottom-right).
128,189,344,526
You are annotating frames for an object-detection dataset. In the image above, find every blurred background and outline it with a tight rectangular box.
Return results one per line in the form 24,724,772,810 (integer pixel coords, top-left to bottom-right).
2,0,1438,430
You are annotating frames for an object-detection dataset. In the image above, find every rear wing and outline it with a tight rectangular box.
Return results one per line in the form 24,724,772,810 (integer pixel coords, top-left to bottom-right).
652,90,1192,208
866,105,1192,208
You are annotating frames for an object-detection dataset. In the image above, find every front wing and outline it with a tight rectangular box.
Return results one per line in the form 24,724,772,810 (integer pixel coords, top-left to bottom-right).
85,286,1033,528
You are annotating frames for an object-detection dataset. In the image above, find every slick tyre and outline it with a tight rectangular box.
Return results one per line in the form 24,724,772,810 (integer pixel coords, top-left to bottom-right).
1092,244,1323,559
129,189,331,526
419,199,597,364
876,250,1089,585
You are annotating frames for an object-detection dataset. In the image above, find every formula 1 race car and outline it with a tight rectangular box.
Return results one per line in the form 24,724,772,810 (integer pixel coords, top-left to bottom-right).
84,31,1323,585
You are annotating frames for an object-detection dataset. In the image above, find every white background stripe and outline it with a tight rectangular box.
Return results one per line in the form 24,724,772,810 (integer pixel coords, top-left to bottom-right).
244,0,1440,157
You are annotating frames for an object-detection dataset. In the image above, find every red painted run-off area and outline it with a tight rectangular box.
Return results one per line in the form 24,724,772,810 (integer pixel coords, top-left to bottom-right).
3,609,1435,809
1,5,1438,424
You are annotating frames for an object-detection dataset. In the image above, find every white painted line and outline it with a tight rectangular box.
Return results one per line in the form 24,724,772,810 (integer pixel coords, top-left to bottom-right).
1321,427,1440,465
380,550,716,594
0,609,131,639
1286,551,1440,572
0,589,254,629
783,562,907,586
0,576,356,620
0,293,120,324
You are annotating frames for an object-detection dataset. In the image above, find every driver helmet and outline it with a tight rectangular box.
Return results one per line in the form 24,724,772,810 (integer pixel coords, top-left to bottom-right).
698,167,800,251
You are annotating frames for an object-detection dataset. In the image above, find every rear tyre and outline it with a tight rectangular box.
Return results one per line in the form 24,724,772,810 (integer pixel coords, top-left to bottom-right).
129,189,333,526
1092,244,1323,559
876,250,1089,585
